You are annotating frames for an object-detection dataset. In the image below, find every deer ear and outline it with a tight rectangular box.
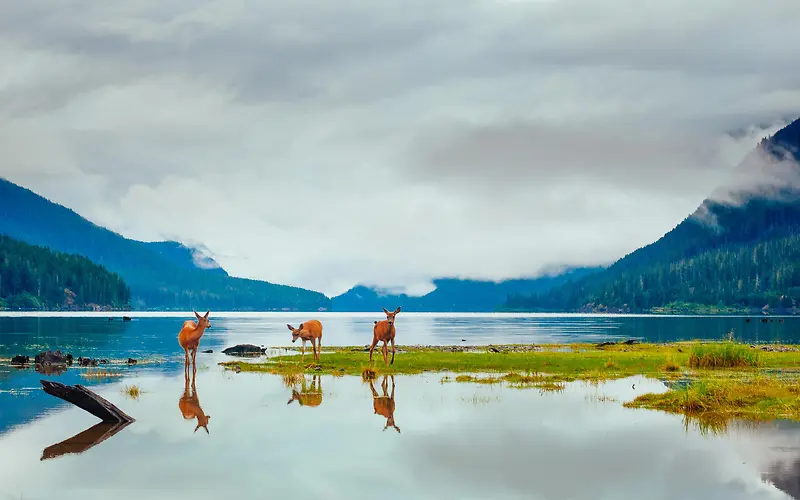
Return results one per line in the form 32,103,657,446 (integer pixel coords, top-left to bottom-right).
194,311,201,320
298,323,304,330
383,307,390,314
394,307,402,314
204,310,210,319
287,324,294,331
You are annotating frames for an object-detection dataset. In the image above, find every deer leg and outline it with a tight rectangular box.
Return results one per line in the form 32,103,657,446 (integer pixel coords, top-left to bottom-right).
310,338,317,363
184,347,190,377
369,338,378,363
382,341,389,366
191,348,198,377
390,338,396,365
316,337,321,362
301,340,306,361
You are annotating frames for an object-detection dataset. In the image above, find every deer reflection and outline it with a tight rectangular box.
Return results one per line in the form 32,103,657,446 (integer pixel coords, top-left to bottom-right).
286,374,323,408
370,375,400,433
179,372,211,434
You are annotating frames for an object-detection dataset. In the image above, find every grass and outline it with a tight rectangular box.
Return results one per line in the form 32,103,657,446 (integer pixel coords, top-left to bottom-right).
120,384,141,400
687,342,760,369
218,341,800,422
80,370,124,380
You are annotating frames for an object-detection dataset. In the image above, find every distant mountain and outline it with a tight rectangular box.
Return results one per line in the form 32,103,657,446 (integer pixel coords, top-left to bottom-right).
331,267,604,312
0,178,330,311
0,234,130,310
505,117,800,314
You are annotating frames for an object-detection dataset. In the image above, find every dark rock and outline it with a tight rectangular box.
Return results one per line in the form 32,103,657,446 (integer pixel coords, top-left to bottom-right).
126,358,137,365
622,339,638,345
11,355,29,365
65,354,74,366
77,357,98,367
201,350,213,354
35,350,70,367
122,316,132,322
222,344,265,357
461,339,466,342
99,359,108,365
745,318,751,323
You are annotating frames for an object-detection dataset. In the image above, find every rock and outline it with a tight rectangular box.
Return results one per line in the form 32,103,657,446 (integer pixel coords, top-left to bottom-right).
35,350,70,367
99,359,108,365
126,358,137,365
222,344,265,357
77,357,99,367
201,350,213,354
122,316,132,322
11,355,29,365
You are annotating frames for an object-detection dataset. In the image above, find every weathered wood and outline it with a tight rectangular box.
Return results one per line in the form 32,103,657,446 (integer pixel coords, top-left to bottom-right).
41,421,132,461
40,380,135,423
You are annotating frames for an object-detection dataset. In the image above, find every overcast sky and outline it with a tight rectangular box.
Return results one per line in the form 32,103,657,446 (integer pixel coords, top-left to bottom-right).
2,0,800,296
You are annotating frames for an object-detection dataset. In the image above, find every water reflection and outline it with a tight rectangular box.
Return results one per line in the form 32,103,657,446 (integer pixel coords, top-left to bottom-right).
286,374,323,408
178,373,211,434
370,375,400,433
41,421,132,461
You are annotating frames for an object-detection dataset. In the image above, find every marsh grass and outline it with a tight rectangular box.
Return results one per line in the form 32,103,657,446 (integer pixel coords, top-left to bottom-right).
80,370,124,380
121,384,141,400
688,342,759,369
280,372,303,388
361,367,377,381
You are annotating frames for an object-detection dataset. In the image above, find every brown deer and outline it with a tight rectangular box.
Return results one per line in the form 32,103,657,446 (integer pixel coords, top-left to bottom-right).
370,307,401,365
178,310,211,377
287,319,323,362
370,375,400,433
178,372,211,434
286,374,323,407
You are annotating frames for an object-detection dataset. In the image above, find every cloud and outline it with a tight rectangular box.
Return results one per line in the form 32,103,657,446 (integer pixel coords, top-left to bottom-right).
2,0,800,295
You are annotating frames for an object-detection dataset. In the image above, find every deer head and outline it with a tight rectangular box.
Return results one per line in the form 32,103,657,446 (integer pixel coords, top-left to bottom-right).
194,310,211,329
382,307,401,326
194,415,211,434
287,323,305,343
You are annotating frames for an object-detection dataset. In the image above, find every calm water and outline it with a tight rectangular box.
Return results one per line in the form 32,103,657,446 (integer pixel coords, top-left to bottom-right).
2,313,800,499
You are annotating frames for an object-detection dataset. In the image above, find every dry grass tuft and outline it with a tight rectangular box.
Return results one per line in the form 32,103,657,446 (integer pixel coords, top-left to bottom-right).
688,342,759,369
361,367,377,381
120,384,141,400
280,372,303,388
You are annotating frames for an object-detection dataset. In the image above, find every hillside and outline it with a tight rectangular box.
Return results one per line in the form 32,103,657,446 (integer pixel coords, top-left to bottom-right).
0,179,330,311
332,267,603,312
0,235,130,310
505,117,800,313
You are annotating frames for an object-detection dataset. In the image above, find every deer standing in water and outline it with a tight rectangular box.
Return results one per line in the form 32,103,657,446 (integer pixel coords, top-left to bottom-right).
370,307,401,365
286,374,323,407
287,320,323,363
178,310,211,377
179,372,211,434
371,375,399,433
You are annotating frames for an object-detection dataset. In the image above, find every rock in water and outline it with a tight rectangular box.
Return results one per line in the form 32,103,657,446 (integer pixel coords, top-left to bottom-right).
11,355,30,365
222,344,265,357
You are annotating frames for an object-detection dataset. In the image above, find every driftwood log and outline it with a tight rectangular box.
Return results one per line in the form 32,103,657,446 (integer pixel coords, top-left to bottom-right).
41,421,132,461
40,380,135,424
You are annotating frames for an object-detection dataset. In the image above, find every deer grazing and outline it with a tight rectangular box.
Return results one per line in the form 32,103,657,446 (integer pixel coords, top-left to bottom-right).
178,310,211,377
287,320,323,362
370,307,401,365
370,374,399,433
178,372,211,434
286,374,323,408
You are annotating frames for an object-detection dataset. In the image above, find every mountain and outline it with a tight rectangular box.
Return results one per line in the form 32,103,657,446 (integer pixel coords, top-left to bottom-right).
0,178,330,311
504,117,800,314
0,234,130,310
331,267,604,312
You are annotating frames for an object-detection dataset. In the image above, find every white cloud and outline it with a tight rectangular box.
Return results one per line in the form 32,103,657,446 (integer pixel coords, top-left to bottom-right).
2,0,800,296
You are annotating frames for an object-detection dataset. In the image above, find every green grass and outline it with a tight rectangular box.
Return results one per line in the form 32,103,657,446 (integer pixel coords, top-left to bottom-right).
687,342,760,369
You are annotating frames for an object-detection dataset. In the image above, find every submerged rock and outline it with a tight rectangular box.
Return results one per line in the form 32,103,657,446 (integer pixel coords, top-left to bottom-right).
202,349,213,354
126,358,137,365
222,344,265,357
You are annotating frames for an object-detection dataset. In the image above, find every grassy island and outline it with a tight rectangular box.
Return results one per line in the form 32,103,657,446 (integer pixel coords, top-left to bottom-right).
219,341,800,424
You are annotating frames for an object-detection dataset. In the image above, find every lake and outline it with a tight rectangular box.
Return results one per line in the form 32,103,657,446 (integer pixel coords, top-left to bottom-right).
1,313,800,499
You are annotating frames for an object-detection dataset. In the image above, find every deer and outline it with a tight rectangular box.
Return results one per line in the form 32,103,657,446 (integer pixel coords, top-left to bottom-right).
286,374,323,408
178,371,211,434
370,374,399,433
178,310,211,377
287,319,323,363
370,307,401,366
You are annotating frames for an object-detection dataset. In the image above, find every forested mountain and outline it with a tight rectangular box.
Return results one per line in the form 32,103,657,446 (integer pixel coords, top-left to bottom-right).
0,178,329,311
0,235,130,310
332,267,603,312
504,117,800,313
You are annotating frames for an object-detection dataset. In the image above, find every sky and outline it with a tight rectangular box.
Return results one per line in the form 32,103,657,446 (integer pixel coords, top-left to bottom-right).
2,0,800,297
